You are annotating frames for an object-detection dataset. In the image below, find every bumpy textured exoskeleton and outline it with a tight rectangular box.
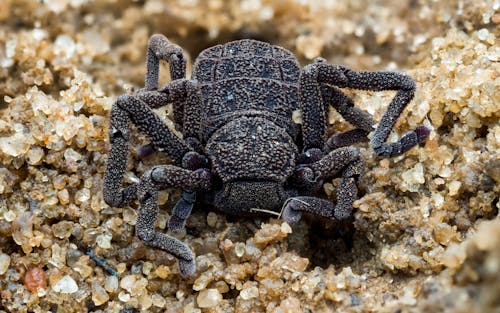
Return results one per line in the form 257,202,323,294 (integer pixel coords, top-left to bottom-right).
103,35,429,277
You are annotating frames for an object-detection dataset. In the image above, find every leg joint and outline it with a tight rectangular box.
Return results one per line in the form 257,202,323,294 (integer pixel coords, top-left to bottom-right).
103,192,123,208
136,227,155,243
116,94,133,107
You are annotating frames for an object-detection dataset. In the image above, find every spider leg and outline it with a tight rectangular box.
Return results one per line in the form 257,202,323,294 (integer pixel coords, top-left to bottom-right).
282,197,336,224
145,34,192,132
168,191,196,233
288,147,363,223
321,85,375,133
324,128,370,151
320,85,375,151
146,34,187,90
299,62,429,157
103,89,193,208
136,166,212,278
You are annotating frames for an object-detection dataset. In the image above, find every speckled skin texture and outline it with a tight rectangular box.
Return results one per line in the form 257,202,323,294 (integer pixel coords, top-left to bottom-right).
103,35,429,277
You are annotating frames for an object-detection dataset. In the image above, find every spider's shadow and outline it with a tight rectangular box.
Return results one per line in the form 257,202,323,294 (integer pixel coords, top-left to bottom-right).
285,214,375,269
188,203,376,272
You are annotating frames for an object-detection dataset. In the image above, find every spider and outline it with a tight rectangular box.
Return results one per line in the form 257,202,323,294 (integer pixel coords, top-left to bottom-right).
103,34,429,277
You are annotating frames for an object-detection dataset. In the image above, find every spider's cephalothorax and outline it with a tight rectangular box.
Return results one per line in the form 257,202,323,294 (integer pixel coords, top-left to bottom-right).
103,35,429,277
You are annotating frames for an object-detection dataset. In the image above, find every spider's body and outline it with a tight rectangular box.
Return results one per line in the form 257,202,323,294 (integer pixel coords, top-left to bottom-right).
193,40,301,213
103,35,429,277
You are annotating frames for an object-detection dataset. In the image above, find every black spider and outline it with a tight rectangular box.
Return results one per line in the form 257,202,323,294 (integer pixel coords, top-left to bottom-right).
103,34,429,277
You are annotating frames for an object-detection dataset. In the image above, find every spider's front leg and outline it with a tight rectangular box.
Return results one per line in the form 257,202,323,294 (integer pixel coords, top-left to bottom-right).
145,34,187,90
136,165,212,278
300,61,429,157
103,34,197,208
145,34,192,130
103,86,192,208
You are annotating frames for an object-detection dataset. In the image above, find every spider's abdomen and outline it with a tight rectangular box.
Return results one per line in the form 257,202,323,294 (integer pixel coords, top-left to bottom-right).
205,116,297,184
192,39,301,138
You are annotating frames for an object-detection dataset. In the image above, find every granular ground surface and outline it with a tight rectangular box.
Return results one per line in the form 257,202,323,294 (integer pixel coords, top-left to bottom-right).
0,1,498,312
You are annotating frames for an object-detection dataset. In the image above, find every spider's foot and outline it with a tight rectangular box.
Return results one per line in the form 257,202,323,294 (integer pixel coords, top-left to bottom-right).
281,199,303,224
415,125,430,144
372,125,431,158
179,257,196,278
